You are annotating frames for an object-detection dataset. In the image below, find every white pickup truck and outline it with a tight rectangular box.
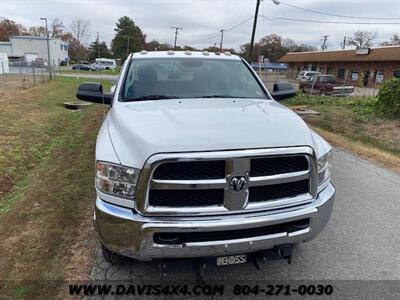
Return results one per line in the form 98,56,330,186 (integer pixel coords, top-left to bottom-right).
76,51,335,271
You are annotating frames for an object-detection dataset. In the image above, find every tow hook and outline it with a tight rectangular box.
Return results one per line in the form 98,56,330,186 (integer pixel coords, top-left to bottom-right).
277,244,293,265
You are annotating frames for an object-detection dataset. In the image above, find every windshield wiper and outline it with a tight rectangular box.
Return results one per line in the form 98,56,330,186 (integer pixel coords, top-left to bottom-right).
125,95,178,101
193,94,248,99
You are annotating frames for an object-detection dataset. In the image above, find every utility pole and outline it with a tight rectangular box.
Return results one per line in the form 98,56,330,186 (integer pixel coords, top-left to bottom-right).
40,17,52,79
97,32,100,58
249,0,261,61
172,26,182,49
342,36,347,50
219,29,225,52
321,35,329,51
126,36,130,58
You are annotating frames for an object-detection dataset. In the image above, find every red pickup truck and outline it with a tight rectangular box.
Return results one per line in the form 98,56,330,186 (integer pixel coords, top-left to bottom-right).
299,74,354,96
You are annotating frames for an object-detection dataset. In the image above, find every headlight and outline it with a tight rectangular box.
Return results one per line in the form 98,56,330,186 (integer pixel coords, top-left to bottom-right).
317,150,332,186
96,161,139,198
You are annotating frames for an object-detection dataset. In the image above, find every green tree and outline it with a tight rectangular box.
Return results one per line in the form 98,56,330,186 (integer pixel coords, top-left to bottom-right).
375,78,400,117
88,40,112,61
111,16,145,59
240,34,316,62
145,39,161,51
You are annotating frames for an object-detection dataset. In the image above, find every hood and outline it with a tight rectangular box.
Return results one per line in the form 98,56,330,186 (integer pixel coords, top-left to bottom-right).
108,98,315,168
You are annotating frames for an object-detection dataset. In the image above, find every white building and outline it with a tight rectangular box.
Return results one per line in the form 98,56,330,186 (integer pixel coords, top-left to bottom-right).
0,36,69,66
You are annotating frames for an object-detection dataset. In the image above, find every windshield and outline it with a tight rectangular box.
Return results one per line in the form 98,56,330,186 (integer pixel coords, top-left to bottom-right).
121,57,268,101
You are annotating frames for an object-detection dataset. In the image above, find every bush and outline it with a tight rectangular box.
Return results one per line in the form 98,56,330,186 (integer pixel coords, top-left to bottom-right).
375,78,400,118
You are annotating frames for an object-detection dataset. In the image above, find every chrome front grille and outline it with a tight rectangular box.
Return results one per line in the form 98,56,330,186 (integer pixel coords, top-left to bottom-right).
135,147,318,216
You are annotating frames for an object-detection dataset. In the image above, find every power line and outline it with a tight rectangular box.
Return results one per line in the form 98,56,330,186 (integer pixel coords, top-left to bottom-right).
225,16,254,32
260,15,400,25
194,16,254,44
276,0,400,20
195,32,222,44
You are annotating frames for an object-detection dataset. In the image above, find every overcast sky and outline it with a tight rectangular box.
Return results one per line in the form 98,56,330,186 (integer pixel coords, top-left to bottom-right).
1,0,400,51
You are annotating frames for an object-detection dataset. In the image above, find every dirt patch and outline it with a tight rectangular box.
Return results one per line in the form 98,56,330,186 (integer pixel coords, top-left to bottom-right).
62,208,96,280
0,174,14,200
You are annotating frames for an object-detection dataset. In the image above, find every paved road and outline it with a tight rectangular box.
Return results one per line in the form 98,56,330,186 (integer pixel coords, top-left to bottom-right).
90,149,400,284
59,73,119,82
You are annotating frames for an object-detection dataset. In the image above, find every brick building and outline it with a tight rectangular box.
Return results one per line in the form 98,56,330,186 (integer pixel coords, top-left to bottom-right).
279,46,400,88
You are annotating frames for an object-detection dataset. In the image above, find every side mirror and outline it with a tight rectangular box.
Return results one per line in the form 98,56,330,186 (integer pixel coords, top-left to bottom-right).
76,82,113,104
270,82,296,101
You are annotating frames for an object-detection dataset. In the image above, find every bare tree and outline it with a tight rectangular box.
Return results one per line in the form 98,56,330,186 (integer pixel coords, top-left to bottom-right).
347,31,376,48
69,18,91,46
29,26,47,36
29,18,64,38
50,18,64,38
380,34,400,46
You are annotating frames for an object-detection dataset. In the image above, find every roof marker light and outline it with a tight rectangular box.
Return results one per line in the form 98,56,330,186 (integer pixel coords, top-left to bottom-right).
167,50,175,55
185,50,192,55
224,51,232,56
140,50,148,55
202,51,209,56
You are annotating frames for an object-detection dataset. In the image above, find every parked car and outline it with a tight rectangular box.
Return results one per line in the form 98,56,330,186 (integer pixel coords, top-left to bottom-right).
297,70,320,82
299,74,354,96
72,64,95,71
76,51,335,270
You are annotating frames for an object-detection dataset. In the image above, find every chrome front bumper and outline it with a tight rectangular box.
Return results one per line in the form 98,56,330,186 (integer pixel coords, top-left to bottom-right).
94,183,335,261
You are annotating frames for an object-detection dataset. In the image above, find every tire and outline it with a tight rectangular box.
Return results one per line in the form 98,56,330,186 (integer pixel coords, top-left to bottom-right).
101,244,123,264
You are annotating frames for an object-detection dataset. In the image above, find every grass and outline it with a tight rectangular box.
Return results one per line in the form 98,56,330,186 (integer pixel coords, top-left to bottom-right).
282,93,400,171
0,77,111,299
312,127,400,172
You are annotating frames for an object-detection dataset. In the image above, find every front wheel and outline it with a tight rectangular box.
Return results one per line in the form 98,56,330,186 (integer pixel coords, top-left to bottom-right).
101,244,123,264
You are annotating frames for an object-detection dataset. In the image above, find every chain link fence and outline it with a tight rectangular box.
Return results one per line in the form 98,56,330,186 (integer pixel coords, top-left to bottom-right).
256,68,378,97
0,59,55,93
256,69,298,91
